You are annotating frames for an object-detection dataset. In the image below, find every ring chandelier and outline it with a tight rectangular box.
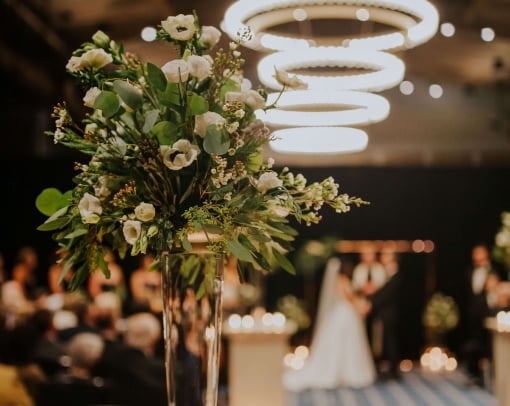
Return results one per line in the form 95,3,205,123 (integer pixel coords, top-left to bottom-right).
257,90,390,127
222,0,439,154
222,0,439,52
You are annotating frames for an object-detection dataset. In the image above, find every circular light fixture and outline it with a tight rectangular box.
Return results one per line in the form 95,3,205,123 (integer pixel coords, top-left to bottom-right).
257,90,390,127
269,127,369,154
222,0,439,52
257,47,405,92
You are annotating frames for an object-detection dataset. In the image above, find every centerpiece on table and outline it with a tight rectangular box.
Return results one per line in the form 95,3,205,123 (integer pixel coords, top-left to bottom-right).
35,12,366,406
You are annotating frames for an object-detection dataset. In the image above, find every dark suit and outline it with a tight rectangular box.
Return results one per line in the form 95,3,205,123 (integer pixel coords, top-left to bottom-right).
368,270,403,378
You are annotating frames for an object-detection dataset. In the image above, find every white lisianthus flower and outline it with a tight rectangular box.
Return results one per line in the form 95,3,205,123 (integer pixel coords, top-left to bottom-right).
273,68,308,90
134,202,156,222
194,112,226,138
187,55,212,80
162,59,190,83
199,26,222,47
496,230,510,247
160,139,200,170
66,49,113,72
256,172,283,193
83,87,101,108
93,176,111,198
78,193,102,224
123,220,142,245
161,14,196,41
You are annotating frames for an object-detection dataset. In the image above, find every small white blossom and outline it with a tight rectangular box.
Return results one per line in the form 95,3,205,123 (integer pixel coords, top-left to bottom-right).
161,14,196,41
273,68,308,90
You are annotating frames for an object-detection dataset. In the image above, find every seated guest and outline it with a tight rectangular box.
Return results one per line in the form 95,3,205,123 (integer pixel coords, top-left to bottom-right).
129,254,162,314
87,249,126,301
36,332,114,406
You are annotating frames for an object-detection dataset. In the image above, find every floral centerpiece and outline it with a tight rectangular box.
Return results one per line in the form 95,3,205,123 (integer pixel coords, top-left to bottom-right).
422,292,459,343
35,13,366,291
493,211,510,270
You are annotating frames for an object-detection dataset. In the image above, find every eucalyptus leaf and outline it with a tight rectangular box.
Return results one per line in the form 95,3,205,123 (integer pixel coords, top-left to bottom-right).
37,216,71,231
35,188,66,216
94,90,120,118
160,83,181,106
151,121,178,145
142,109,160,134
147,63,166,91
113,80,143,110
188,92,208,115
272,248,296,275
203,125,229,155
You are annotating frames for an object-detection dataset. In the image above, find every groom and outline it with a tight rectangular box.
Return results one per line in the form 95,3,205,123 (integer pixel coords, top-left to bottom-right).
362,251,403,380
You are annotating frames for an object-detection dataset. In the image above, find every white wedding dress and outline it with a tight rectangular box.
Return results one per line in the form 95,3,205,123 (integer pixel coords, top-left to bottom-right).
282,257,377,391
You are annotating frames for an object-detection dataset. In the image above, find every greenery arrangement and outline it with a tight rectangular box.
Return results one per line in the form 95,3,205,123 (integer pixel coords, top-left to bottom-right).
422,292,459,338
493,211,510,271
35,13,366,290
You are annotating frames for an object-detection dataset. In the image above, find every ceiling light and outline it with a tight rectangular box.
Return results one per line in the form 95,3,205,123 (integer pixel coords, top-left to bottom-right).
257,47,405,92
481,27,495,42
440,22,455,37
222,0,439,52
399,80,415,95
428,84,443,99
257,90,390,127
140,26,157,42
269,127,368,154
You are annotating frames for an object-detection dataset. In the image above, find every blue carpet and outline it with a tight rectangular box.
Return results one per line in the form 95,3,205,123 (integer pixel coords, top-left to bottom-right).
285,368,496,406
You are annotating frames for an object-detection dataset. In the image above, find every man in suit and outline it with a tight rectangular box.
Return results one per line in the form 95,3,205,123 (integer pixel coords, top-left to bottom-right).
363,250,403,381
460,243,506,386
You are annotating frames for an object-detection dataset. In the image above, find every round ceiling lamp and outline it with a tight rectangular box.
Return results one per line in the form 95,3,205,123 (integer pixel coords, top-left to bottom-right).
257,90,390,127
269,127,369,154
221,0,439,52
257,47,405,92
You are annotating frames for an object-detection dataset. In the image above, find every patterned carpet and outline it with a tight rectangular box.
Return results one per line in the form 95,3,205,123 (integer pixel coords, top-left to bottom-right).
285,368,497,406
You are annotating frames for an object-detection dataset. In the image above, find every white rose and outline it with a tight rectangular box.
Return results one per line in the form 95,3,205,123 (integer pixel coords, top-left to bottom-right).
160,139,200,170
161,59,190,83
256,172,283,193
123,220,142,245
161,14,196,41
83,87,101,108
200,26,222,47
194,111,225,138
66,49,113,72
187,55,212,81
78,193,102,224
134,202,156,222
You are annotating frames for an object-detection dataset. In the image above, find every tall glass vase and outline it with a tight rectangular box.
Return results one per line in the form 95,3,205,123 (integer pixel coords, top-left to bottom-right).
160,248,224,406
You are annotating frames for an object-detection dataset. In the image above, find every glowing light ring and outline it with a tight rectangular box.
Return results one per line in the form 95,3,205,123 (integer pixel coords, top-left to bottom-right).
269,127,368,154
246,6,415,51
221,0,439,52
257,48,405,92
257,90,390,127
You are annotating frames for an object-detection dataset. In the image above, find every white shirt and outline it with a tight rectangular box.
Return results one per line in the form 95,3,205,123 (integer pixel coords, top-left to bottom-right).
351,262,387,292
471,266,488,295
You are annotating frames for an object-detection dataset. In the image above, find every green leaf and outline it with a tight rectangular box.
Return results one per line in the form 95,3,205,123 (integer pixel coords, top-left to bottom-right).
219,79,241,100
245,150,263,173
151,121,178,145
113,80,143,110
37,216,71,231
142,109,160,134
94,90,120,118
160,83,181,106
65,228,88,239
35,188,66,216
272,248,296,275
188,92,208,115
203,125,229,155
226,240,253,262
147,63,166,91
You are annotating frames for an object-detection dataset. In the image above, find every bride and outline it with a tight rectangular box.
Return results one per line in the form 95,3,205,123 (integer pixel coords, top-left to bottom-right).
282,256,377,391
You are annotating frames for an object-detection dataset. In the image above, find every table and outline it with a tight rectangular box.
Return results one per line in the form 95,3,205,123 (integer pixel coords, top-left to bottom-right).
486,317,510,406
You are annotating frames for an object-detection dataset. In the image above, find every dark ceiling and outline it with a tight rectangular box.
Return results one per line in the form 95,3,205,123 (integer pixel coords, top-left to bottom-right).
1,0,510,167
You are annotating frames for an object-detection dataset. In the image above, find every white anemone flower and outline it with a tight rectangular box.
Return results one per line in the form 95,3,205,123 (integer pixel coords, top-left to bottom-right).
160,140,200,170
161,14,196,41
